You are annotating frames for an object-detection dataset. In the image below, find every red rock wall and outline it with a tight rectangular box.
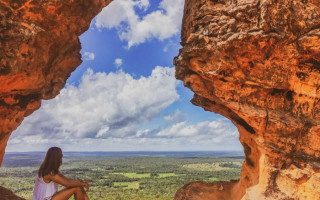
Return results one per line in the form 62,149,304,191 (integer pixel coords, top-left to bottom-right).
174,0,320,199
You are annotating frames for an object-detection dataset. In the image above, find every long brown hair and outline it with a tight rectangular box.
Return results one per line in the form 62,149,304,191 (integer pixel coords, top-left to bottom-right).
38,147,63,177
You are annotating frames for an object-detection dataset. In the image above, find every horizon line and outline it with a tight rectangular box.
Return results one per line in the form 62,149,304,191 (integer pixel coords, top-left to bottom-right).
5,150,244,153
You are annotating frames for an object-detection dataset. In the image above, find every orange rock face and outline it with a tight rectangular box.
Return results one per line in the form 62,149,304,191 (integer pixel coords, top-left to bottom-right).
1,0,320,199
175,0,320,199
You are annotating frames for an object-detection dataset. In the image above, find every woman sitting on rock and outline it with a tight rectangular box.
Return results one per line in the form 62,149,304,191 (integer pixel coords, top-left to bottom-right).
32,147,90,200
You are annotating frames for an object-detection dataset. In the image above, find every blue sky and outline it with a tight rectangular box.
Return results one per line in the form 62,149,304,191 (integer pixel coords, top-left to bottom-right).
7,0,242,152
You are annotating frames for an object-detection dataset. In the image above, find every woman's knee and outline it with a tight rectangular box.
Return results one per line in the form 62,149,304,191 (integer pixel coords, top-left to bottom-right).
72,187,85,200
75,186,83,191
71,186,83,194
52,187,83,200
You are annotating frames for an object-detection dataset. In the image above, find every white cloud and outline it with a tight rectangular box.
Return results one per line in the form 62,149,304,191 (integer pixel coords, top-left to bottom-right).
95,0,185,48
9,114,241,151
8,67,242,151
114,58,123,67
130,118,240,150
156,120,238,140
137,0,150,10
11,66,179,142
164,110,187,124
83,52,95,61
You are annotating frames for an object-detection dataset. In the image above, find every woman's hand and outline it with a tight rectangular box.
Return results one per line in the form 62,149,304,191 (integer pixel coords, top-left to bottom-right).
81,180,90,192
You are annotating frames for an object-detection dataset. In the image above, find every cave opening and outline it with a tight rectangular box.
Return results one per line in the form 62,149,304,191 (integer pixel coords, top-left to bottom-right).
0,0,245,199
2,0,320,199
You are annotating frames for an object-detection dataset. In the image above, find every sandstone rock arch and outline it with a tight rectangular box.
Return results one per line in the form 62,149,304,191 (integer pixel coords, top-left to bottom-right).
174,0,320,199
1,0,320,199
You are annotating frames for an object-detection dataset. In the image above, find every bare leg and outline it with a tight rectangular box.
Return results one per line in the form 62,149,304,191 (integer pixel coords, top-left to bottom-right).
52,187,84,200
80,187,90,200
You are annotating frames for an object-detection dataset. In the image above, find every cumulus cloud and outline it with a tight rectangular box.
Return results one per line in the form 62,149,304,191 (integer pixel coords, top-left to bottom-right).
95,0,185,48
83,52,95,61
8,67,241,151
132,118,240,150
156,120,237,140
114,58,123,68
133,118,238,141
164,110,187,124
9,109,241,151
12,66,179,142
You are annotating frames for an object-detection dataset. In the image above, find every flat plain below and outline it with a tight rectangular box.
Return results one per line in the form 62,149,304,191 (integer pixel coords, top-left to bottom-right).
0,151,244,200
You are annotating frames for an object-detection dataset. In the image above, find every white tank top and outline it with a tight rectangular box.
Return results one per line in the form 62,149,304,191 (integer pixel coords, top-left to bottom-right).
32,176,58,200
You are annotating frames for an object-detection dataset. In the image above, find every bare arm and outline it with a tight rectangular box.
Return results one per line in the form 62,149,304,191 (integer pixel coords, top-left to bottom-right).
48,173,89,191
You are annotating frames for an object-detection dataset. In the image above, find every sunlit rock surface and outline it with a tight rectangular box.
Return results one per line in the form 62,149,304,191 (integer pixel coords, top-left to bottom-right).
174,0,320,199
1,0,320,199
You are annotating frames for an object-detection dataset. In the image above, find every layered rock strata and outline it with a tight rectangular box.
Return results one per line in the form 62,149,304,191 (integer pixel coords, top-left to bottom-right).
174,0,320,199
